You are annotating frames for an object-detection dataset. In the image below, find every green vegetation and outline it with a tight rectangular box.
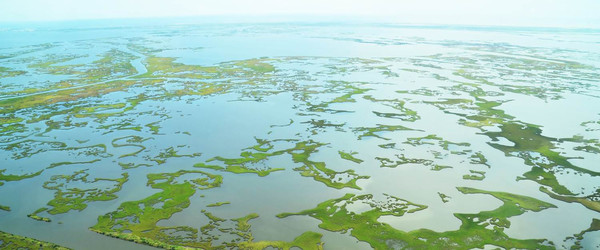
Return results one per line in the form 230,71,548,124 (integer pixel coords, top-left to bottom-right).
0,117,26,139
196,139,369,189
539,187,600,213
3,140,110,160
306,83,370,113
47,159,101,169
517,167,573,195
404,134,471,156
487,123,599,176
0,230,71,250
27,49,137,83
91,169,322,249
301,119,345,134
28,208,51,222
111,135,150,158
0,66,26,78
91,170,223,249
1,50,152,115
206,201,230,207
270,119,294,128
419,80,600,213
506,57,593,72
0,169,43,186
463,170,486,181
279,188,555,249
378,143,396,149
238,231,324,249
147,147,201,165
376,154,433,168
234,58,276,73
287,141,368,190
469,152,489,167
2,37,599,249
438,192,451,203
338,151,363,164
135,55,276,84
431,165,453,171
568,218,600,249
354,124,418,140
0,43,56,60
145,121,161,134
363,95,420,122
41,170,128,214
404,134,443,146
199,138,286,177
118,162,152,169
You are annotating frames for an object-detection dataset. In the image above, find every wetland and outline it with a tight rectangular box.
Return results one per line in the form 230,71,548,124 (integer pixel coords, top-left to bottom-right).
0,20,599,249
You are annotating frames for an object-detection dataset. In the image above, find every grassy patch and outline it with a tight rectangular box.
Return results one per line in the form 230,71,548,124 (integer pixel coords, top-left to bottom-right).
463,170,486,181
354,124,419,140
338,151,363,164
41,170,128,214
279,188,555,249
206,201,230,207
0,230,71,249
0,169,43,186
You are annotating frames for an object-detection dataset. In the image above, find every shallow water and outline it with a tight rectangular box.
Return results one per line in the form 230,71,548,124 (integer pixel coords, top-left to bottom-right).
1,20,599,249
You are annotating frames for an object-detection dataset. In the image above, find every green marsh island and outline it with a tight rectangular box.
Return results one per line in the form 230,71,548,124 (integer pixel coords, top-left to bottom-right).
0,20,599,249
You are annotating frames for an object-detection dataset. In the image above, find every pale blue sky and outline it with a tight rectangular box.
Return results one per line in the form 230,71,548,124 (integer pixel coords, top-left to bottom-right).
1,0,599,28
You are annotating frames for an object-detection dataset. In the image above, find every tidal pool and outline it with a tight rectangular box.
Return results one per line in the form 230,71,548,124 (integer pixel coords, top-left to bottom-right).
0,20,599,249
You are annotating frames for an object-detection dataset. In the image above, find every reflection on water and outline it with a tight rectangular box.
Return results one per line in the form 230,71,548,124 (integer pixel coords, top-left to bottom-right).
0,20,599,249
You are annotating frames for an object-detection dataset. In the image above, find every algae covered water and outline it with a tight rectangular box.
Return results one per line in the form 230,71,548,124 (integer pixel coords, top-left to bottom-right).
1,20,600,249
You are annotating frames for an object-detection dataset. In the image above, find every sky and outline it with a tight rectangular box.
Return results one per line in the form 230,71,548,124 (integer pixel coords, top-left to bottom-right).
0,0,599,28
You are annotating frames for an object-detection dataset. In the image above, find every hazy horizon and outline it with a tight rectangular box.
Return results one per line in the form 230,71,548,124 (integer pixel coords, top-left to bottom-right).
1,0,599,28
